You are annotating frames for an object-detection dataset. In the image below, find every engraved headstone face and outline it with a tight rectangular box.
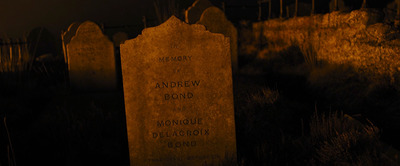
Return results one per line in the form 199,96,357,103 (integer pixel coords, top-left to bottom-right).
197,7,238,72
121,16,236,166
62,22,80,66
185,0,213,24
67,21,117,91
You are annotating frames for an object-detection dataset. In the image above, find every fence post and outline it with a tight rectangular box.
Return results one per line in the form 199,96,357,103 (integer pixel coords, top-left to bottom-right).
143,16,147,28
361,0,367,9
280,0,283,18
8,39,12,73
294,0,298,17
286,6,290,18
16,39,22,72
334,0,338,11
311,0,315,15
396,0,400,28
0,38,2,73
258,1,262,21
268,0,272,19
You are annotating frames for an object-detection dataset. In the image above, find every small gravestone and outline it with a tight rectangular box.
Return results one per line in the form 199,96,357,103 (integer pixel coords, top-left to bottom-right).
197,7,238,73
62,22,80,66
67,21,117,91
185,0,213,24
121,16,236,165
27,27,57,59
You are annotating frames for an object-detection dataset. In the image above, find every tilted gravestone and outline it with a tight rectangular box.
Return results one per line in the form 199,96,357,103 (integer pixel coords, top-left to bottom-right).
62,22,80,67
185,0,213,24
67,21,117,91
197,7,238,73
121,16,237,165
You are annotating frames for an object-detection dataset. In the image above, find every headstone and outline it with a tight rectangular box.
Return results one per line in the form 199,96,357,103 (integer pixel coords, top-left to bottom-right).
185,0,213,24
121,16,237,165
62,22,80,66
67,21,117,91
27,27,57,59
112,32,128,47
197,7,238,73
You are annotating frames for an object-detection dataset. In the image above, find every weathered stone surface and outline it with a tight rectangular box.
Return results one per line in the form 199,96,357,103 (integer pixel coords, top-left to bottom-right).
197,7,238,73
121,16,236,166
62,22,80,66
67,21,117,91
185,0,213,24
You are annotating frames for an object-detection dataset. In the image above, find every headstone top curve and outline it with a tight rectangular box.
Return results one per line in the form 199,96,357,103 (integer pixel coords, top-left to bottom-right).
75,20,102,36
199,7,227,22
122,15,215,47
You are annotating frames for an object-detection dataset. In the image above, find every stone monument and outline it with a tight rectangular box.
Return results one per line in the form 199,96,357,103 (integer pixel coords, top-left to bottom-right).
121,16,237,165
67,21,117,91
197,7,238,73
62,22,80,67
185,0,213,24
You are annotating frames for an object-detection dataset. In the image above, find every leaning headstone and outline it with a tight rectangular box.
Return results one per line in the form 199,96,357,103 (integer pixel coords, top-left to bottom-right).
121,16,236,165
62,22,80,66
197,7,238,73
67,21,117,91
185,0,213,24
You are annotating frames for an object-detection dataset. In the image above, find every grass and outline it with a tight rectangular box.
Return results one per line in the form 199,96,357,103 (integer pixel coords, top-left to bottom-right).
309,111,382,165
2,53,400,165
237,32,400,165
2,24,400,166
2,117,17,166
1,37,66,95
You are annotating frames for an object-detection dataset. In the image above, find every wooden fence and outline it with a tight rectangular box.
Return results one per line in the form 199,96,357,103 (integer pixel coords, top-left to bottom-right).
0,38,33,74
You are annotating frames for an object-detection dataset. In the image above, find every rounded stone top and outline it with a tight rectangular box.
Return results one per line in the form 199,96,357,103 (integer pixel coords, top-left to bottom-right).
75,21,102,36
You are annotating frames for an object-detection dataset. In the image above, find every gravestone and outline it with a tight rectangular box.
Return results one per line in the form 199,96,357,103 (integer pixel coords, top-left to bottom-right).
62,22,80,66
27,27,57,59
185,0,213,24
197,7,238,73
67,21,117,91
121,16,236,165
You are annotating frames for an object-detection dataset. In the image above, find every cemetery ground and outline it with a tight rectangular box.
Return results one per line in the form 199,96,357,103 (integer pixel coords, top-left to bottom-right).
3,39,400,165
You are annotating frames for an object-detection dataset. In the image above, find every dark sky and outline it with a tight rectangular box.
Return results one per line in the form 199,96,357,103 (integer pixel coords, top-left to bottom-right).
0,0,160,38
0,0,395,38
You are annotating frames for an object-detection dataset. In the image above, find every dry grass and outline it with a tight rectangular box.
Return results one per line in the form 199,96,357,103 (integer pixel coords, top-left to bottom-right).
309,111,383,165
299,40,318,69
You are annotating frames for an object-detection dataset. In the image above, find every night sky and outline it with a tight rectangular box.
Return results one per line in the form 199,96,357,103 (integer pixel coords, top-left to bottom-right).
1,0,156,38
0,0,395,38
